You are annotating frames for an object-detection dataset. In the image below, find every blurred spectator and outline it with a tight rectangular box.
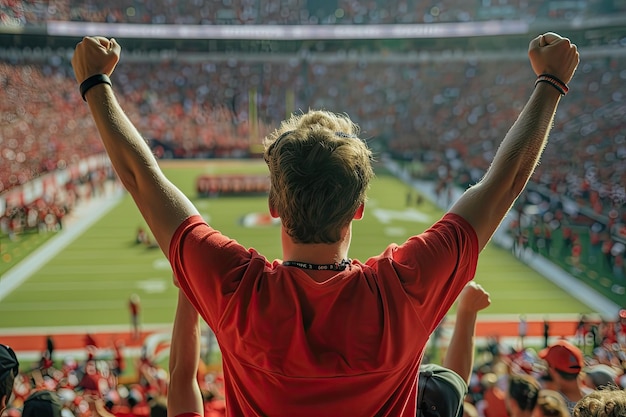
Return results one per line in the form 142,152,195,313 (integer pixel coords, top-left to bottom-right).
539,339,591,414
0,344,19,415
417,364,467,417
583,364,620,390
506,374,541,417
129,294,141,340
21,390,64,417
533,389,570,417
45,336,55,365
481,372,509,417
572,387,626,417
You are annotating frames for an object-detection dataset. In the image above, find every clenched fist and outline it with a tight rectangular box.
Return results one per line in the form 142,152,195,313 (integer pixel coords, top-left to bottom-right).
71,36,121,84
528,31,579,84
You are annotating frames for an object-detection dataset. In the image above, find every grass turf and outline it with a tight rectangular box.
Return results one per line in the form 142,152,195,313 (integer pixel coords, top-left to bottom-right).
0,160,593,329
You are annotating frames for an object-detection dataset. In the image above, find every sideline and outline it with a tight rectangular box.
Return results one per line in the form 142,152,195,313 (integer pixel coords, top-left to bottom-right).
384,158,621,318
0,182,125,302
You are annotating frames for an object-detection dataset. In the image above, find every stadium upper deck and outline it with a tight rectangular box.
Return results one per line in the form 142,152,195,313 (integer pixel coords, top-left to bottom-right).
1,0,624,26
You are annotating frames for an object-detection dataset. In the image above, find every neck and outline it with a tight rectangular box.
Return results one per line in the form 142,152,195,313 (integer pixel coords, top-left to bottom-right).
281,224,352,265
560,383,583,401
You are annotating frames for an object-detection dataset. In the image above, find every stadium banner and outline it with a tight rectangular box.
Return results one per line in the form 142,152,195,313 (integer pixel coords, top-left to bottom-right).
46,20,529,40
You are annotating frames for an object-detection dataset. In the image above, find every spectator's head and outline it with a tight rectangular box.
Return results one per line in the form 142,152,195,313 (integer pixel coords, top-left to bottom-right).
583,365,619,390
572,387,626,417
149,395,167,417
0,344,19,412
539,340,584,381
417,364,468,417
21,390,63,417
462,401,478,417
533,389,570,417
263,110,373,244
506,374,541,416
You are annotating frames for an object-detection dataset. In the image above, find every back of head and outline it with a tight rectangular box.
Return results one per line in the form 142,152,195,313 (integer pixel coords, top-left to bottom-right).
263,110,374,244
417,364,468,417
539,339,583,379
535,389,569,417
0,344,19,401
508,374,541,412
572,388,626,417
583,365,619,390
149,396,167,417
22,390,63,417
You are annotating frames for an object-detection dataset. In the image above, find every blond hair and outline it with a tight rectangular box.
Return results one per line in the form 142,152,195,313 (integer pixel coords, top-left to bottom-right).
263,110,374,243
535,389,569,417
572,388,626,417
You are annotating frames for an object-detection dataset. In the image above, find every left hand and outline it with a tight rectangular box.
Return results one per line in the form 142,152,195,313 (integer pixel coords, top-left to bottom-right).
457,281,491,313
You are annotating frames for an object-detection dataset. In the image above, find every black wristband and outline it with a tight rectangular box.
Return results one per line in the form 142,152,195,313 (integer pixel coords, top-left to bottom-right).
79,74,112,102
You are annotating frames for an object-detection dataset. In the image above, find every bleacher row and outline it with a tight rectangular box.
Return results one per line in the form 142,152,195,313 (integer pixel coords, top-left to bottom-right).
1,51,625,216
2,0,624,26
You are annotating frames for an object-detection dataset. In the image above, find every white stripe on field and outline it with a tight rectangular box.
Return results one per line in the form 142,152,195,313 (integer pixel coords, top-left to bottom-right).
0,323,172,336
0,185,124,302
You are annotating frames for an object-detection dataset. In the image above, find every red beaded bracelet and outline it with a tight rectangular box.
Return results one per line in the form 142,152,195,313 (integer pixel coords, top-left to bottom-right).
535,73,569,96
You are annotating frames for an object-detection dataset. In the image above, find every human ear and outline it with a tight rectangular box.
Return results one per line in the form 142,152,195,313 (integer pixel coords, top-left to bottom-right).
353,203,364,220
269,200,279,218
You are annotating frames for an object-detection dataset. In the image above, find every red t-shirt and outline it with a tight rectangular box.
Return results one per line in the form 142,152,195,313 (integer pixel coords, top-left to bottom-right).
170,213,478,417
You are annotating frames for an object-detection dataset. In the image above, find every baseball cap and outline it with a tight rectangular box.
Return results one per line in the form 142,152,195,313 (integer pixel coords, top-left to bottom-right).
417,364,468,417
539,340,583,375
0,344,19,388
22,390,64,417
584,364,618,389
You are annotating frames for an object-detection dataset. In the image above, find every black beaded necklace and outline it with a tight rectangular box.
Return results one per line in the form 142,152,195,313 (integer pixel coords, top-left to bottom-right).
282,258,352,271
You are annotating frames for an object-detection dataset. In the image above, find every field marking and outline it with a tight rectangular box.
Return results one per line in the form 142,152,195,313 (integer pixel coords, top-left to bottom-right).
384,160,623,318
0,298,175,312
0,185,124,303
0,322,172,336
371,207,431,224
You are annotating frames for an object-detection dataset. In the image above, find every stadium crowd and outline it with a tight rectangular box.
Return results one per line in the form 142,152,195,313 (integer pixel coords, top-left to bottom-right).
1,5,626,416
1,294,626,416
2,48,625,286
2,0,624,26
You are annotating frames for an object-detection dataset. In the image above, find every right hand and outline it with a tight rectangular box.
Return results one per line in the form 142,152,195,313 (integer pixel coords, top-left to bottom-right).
528,32,579,84
71,36,121,84
457,281,491,313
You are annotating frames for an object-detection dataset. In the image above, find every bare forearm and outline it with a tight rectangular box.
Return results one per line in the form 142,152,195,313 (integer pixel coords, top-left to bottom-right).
86,84,159,194
443,310,479,384
168,291,203,415
84,84,198,252
483,83,561,201
450,83,561,248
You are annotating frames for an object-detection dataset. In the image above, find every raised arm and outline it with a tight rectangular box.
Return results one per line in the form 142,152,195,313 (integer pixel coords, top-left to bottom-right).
71,37,198,256
168,290,204,417
449,32,579,250
442,281,491,384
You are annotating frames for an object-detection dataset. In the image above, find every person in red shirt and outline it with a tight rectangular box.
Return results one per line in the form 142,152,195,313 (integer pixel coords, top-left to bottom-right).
71,32,578,416
128,294,141,340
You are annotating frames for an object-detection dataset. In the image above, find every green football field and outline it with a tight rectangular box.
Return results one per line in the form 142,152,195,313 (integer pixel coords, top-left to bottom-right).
0,159,594,329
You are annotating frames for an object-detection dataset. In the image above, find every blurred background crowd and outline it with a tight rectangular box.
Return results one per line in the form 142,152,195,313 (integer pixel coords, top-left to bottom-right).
1,1,626,416
2,0,626,25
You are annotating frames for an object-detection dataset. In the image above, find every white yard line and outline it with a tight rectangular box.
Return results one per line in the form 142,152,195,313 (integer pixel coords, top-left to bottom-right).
0,322,171,336
0,184,124,302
